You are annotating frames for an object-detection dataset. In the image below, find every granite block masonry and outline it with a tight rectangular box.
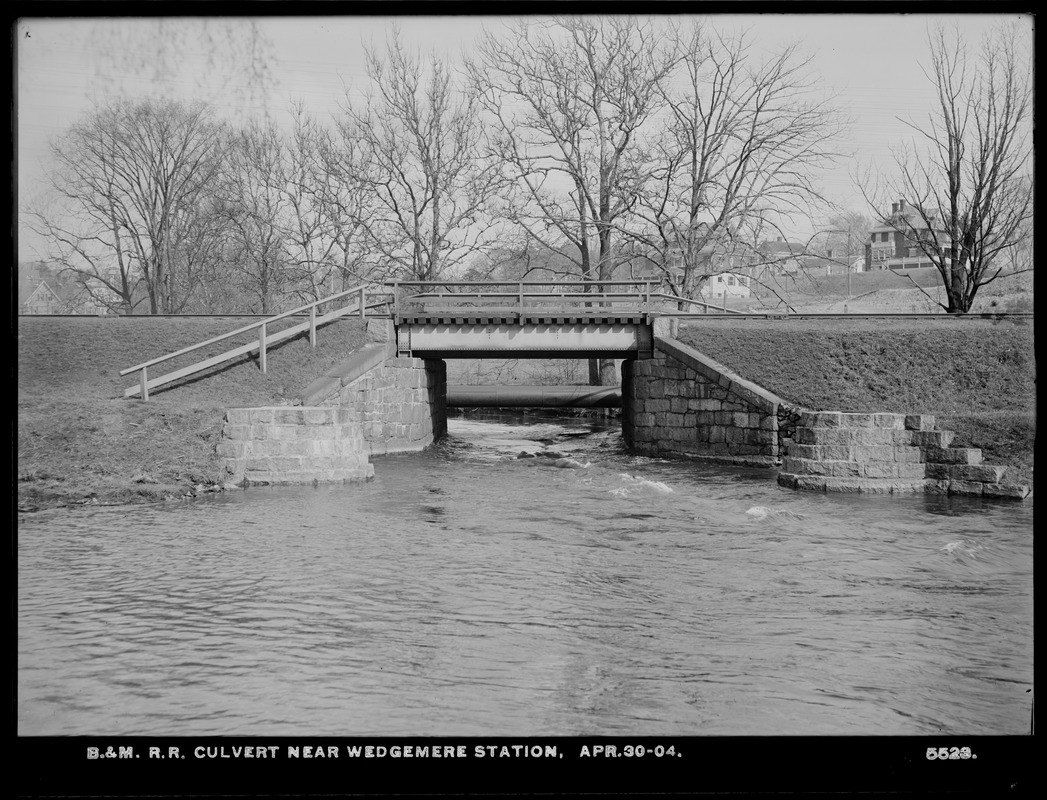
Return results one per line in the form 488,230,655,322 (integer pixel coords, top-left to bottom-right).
778,411,1031,498
623,336,786,466
624,333,1028,500
219,338,448,486
218,406,374,486
309,348,447,456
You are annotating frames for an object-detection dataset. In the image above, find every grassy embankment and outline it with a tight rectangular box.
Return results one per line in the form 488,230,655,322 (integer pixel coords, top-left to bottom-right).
17,309,1034,510
677,317,1034,487
17,316,368,509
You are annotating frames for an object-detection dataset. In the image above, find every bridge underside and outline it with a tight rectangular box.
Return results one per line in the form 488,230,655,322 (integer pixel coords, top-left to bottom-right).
447,385,621,408
396,319,653,360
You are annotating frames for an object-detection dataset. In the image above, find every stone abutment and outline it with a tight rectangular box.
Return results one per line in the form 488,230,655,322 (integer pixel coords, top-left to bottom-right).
623,335,1029,499
220,337,447,486
218,324,1028,499
623,336,787,466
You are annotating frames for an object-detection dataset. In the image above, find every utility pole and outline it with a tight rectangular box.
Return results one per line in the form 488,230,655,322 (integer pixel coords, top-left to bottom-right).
841,228,850,299
827,227,854,297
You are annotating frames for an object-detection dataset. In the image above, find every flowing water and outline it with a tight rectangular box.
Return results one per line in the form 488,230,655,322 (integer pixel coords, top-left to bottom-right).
18,414,1034,736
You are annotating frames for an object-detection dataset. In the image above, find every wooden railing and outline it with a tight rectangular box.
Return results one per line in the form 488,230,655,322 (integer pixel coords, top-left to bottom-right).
120,280,748,400
390,281,750,318
121,285,393,400
391,279,658,318
647,292,747,316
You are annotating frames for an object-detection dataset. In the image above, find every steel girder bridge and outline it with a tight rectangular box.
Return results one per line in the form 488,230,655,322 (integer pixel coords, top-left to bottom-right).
391,280,664,360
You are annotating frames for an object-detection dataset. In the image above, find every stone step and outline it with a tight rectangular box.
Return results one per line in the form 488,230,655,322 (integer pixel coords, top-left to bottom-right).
787,443,925,463
782,457,927,480
797,411,936,431
909,430,956,448
779,471,1029,499
921,446,982,466
777,473,929,494
925,463,1007,483
793,427,954,447
982,483,1032,499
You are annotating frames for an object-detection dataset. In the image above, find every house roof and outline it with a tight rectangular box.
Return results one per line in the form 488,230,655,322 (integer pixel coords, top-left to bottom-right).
798,255,836,270
870,203,946,237
22,280,62,308
18,261,110,313
757,239,805,256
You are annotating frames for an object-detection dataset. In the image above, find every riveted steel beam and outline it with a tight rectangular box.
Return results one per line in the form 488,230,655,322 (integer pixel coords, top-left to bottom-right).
398,322,653,359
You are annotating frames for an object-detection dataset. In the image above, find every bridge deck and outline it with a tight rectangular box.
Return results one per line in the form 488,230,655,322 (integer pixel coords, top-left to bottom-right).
398,309,649,325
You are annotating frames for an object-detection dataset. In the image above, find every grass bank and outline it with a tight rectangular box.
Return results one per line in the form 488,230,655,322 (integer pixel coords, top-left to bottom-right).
17,316,368,509
677,317,1035,486
17,313,1034,509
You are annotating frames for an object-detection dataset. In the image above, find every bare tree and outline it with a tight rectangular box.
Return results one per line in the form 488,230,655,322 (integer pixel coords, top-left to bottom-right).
627,24,847,300
279,104,347,302
220,120,297,313
339,30,503,284
27,98,231,313
820,210,872,267
309,116,375,293
469,16,678,384
865,22,1032,314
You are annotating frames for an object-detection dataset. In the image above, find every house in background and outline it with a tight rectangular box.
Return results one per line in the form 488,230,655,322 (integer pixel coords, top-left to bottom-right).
619,239,752,301
753,237,807,274
699,269,751,301
795,253,864,277
795,254,837,277
864,199,950,272
20,280,64,314
17,261,114,315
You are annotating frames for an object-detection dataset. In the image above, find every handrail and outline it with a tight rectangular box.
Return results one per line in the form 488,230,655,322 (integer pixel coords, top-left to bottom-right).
401,292,652,302
390,279,657,320
121,285,392,400
391,280,657,288
648,292,746,315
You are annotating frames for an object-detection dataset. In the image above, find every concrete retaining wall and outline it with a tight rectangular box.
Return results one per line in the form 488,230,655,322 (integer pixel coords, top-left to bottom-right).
624,337,786,466
778,411,1030,498
218,407,374,486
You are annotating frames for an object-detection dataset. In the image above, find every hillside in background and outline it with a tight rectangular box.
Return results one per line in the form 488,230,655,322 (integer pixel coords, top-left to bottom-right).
741,268,1033,315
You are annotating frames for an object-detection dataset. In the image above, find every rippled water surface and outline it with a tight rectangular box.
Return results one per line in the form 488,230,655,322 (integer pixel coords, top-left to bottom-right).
19,415,1034,736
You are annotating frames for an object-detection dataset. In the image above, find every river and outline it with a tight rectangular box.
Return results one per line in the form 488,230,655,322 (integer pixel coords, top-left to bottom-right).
17,414,1034,736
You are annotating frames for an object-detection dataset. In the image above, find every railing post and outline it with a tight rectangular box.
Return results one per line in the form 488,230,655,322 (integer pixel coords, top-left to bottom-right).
309,305,317,347
259,322,267,374
359,287,366,320
140,366,149,402
393,282,400,320
518,281,524,312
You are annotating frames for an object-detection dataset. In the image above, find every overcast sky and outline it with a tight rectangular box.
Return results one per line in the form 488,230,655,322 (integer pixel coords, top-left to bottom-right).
14,12,1033,262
